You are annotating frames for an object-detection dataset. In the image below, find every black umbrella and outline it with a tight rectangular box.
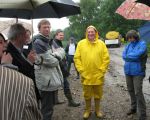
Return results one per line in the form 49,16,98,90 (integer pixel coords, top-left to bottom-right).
0,0,81,19
136,0,150,7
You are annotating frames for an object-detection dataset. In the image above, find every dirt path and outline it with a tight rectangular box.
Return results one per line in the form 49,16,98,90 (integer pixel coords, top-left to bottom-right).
52,47,150,120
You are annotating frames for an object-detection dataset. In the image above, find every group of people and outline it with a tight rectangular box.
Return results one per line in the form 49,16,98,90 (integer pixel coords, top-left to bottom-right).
0,19,148,120
0,19,80,120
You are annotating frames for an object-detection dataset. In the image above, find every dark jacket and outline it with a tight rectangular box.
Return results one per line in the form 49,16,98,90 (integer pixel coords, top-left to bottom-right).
52,39,69,78
33,34,51,54
6,42,40,100
23,42,33,57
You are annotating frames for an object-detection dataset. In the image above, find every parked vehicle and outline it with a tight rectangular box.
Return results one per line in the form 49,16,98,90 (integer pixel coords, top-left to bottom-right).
104,31,122,47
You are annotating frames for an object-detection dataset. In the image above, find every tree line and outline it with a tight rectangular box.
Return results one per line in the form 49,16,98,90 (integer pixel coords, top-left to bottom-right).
63,0,145,42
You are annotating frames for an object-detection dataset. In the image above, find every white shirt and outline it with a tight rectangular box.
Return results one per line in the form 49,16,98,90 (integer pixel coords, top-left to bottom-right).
68,43,76,55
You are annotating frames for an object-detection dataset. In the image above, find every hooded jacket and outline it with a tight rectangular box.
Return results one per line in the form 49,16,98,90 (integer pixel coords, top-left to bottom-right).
74,26,110,85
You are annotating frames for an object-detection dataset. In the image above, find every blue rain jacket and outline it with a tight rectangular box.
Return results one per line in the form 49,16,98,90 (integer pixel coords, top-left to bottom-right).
122,40,147,76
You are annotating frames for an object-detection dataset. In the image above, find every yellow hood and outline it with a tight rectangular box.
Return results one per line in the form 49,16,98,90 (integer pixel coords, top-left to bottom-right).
86,25,99,43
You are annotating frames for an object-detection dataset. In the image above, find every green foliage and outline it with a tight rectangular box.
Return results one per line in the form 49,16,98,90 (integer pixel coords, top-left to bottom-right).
65,0,146,41
147,43,150,56
50,30,55,39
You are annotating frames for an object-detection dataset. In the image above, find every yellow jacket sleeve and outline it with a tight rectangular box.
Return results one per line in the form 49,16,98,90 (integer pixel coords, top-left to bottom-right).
100,43,110,74
74,43,84,73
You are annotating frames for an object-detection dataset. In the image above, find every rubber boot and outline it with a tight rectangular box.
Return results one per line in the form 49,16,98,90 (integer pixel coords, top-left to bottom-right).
95,99,104,118
83,99,91,119
65,89,80,107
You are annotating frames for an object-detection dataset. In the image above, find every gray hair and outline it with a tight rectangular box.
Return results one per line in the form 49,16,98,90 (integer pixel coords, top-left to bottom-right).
8,23,26,40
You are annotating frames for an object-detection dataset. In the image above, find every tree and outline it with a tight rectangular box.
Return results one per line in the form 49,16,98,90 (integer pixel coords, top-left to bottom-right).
68,0,99,40
95,0,145,38
67,0,145,41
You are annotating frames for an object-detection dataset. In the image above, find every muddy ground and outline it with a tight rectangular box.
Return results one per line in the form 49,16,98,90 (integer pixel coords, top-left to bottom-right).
52,46,150,120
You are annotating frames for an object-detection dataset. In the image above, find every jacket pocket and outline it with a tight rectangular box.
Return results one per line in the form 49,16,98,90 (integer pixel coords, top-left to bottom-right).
35,70,50,87
130,62,141,74
81,71,90,80
124,62,130,74
94,69,104,80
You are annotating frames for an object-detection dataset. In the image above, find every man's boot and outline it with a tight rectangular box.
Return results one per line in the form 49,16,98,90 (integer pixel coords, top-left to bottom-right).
126,109,136,115
83,99,91,119
95,99,104,118
65,89,80,107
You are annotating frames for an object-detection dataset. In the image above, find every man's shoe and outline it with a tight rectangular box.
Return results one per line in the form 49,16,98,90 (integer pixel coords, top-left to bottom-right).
55,101,65,105
127,109,136,115
68,100,80,107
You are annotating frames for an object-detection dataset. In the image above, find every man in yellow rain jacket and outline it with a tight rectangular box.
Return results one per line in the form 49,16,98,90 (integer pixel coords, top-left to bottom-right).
74,25,110,119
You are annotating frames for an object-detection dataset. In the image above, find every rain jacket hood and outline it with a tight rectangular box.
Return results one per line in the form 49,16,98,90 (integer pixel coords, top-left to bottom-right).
86,25,99,43
74,25,110,85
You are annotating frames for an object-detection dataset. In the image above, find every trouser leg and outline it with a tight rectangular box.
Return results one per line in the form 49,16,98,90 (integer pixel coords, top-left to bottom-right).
133,76,146,119
83,85,92,119
63,77,80,107
63,77,70,94
67,55,72,74
40,90,55,120
126,75,137,110
53,90,58,104
93,85,104,118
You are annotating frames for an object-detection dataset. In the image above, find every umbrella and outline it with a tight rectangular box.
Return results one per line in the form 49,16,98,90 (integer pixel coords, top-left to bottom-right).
0,0,81,19
136,0,150,7
138,22,150,43
0,20,32,36
115,0,150,20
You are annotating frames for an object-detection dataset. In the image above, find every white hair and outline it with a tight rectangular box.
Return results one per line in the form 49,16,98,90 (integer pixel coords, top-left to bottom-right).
8,23,26,40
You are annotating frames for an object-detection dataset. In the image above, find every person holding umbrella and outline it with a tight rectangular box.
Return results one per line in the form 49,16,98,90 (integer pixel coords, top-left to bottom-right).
122,30,147,120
